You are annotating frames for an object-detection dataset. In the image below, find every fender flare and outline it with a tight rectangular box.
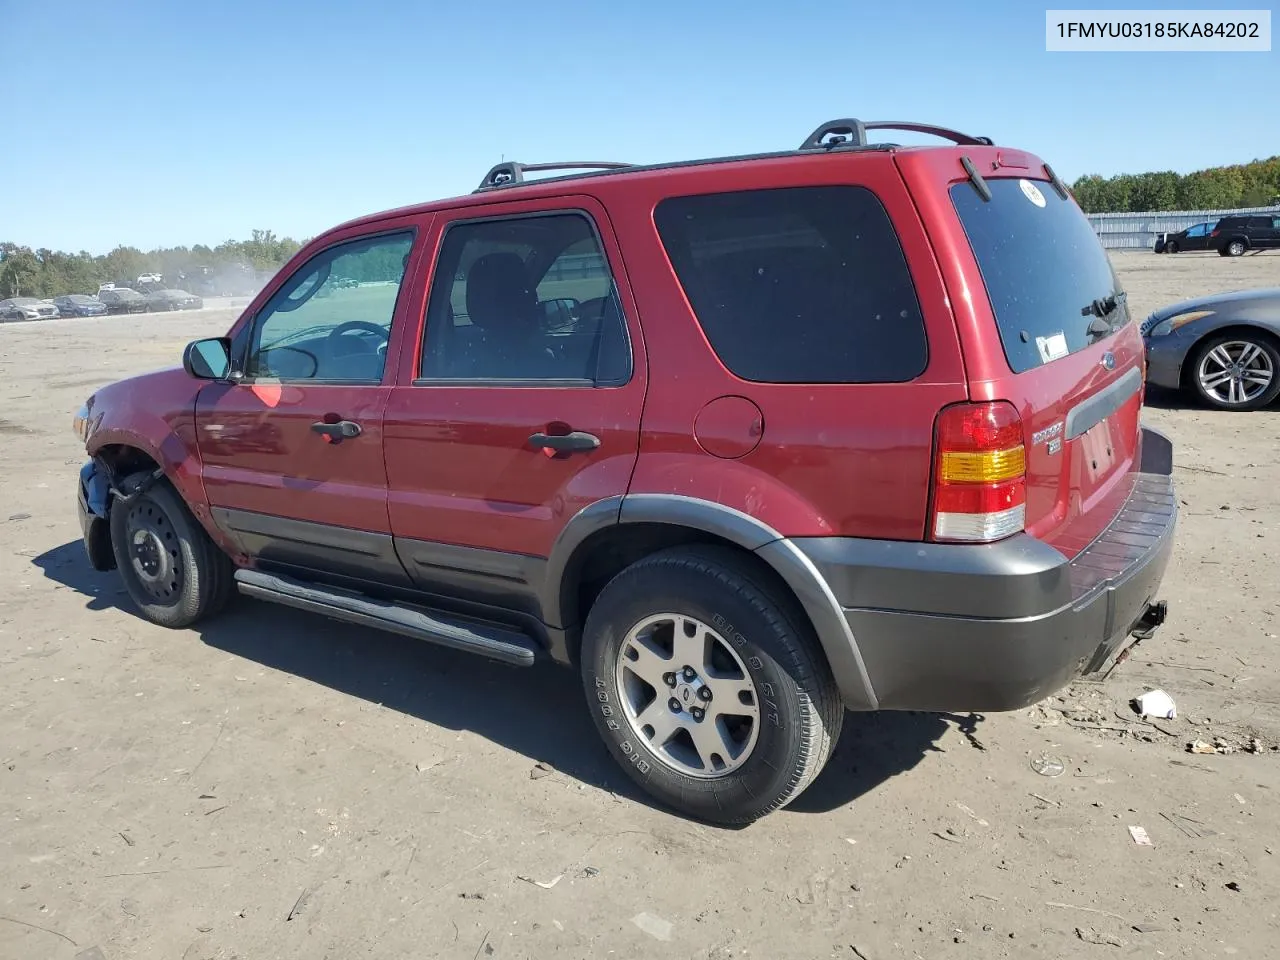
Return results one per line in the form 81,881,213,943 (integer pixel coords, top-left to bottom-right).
544,493,879,710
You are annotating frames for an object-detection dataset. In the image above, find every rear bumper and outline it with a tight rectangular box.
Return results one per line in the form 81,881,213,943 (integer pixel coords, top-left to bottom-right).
795,427,1177,712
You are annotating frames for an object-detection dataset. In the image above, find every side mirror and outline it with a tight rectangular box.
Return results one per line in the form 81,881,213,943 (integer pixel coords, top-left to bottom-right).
183,337,233,380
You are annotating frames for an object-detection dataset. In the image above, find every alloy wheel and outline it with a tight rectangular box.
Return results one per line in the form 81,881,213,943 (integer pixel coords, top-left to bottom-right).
615,613,760,778
1197,340,1274,406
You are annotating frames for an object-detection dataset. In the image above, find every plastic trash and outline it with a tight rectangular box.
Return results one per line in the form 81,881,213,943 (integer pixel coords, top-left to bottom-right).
1030,755,1065,777
1134,689,1177,719
632,912,673,941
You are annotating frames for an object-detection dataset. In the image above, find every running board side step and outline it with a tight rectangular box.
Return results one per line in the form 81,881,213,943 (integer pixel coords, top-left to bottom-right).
233,569,539,667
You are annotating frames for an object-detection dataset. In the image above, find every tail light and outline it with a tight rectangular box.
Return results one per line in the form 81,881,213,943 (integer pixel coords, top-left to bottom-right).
1210,229,1220,237
929,401,1026,542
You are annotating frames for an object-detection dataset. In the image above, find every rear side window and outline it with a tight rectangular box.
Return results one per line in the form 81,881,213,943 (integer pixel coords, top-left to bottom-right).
420,212,631,384
654,186,928,384
951,178,1129,375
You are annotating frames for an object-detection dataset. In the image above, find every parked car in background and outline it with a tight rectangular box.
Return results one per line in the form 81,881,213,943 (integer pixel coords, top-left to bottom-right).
98,288,149,314
1156,220,1216,254
1212,215,1280,256
0,297,59,321
53,294,109,317
71,117,1177,824
137,273,164,286
1142,287,1280,409
145,289,204,311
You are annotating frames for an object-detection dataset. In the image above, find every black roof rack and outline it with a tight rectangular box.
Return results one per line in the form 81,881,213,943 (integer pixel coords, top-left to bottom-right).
472,118,994,193
476,161,633,191
798,118,993,151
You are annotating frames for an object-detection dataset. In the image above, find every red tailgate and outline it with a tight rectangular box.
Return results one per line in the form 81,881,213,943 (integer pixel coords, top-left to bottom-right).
899,148,1144,558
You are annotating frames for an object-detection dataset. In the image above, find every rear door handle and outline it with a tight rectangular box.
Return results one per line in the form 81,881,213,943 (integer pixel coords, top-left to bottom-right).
528,431,600,453
311,419,362,443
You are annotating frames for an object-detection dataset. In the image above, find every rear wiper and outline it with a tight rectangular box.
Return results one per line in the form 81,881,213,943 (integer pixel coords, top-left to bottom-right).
1081,290,1127,319
1082,291,1128,342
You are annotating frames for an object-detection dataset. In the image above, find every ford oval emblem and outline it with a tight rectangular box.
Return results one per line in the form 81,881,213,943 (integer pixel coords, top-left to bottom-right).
1101,352,1116,371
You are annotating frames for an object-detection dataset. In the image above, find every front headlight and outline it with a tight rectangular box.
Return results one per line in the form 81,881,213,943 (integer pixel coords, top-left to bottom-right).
1148,310,1214,337
72,402,89,441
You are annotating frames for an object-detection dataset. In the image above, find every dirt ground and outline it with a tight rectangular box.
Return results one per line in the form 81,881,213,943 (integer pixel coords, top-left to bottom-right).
2,251,1279,960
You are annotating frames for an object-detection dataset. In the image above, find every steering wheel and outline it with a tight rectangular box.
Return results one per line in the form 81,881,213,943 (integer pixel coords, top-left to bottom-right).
327,320,390,357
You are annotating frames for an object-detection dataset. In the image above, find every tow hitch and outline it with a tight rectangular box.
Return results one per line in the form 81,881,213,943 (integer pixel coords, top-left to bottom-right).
1130,600,1168,641
1097,600,1169,680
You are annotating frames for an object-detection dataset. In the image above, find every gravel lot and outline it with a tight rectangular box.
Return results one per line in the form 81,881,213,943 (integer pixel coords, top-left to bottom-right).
2,251,1279,960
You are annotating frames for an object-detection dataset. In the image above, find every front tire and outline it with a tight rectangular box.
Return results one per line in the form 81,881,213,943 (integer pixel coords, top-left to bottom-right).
1188,333,1280,410
580,545,843,825
1165,240,1178,254
109,471,234,628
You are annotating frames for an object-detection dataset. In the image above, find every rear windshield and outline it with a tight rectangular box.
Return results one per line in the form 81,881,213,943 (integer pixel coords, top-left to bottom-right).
951,178,1128,374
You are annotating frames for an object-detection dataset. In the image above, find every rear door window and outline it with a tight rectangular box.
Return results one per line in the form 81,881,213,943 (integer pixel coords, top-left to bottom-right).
950,178,1129,374
654,185,928,383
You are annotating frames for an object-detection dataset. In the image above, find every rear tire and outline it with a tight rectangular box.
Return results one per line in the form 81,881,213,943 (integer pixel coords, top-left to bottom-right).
109,471,235,628
1226,239,1247,257
580,545,843,825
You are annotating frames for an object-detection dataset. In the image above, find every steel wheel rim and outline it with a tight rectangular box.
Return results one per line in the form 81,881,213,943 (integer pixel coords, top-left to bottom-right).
1198,340,1274,406
614,613,761,779
125,501,184,602
1230,241,1245,255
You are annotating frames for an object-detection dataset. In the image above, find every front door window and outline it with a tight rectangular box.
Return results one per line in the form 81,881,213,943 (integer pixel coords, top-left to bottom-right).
246,231,415,383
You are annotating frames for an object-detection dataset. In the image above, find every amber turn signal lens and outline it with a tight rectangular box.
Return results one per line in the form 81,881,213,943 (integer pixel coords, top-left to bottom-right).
938,445,1026,483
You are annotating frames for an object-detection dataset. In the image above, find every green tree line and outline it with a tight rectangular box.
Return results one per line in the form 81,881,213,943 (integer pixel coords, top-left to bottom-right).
0,230,304,299
1071,156,1280,214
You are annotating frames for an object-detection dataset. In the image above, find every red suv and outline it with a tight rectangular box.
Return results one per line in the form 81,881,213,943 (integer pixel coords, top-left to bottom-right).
73,119,1176,824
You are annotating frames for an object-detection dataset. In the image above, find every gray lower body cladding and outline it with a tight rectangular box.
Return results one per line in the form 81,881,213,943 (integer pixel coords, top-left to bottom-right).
793,427,1177,713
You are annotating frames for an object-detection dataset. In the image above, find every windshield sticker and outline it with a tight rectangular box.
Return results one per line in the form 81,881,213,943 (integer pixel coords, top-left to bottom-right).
1019,178,1047,208
1036,331,1069,363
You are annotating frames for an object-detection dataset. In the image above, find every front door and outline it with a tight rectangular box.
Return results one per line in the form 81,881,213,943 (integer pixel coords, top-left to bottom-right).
383,197,647,621
196,225,423,585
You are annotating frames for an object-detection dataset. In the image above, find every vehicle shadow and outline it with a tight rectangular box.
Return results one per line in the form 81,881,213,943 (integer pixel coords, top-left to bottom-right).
1142,384,1193,411
33,540,960,824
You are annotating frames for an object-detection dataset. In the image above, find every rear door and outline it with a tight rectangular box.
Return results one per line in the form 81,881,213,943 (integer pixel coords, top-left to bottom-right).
900,151,1145,557
195,221,426,585
382,196,646,617
1265,217,1280,249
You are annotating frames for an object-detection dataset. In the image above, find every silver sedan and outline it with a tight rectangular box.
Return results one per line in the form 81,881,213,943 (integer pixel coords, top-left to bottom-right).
1142,287,1280,410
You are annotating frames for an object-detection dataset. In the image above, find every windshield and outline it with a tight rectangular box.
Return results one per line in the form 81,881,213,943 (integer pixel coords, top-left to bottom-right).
950,178,1128,374
69,295,95,303
11,298,39,306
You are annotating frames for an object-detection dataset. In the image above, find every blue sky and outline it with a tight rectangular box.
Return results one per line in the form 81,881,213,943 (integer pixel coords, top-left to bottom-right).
3,0,1276,252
